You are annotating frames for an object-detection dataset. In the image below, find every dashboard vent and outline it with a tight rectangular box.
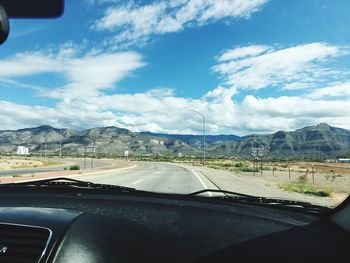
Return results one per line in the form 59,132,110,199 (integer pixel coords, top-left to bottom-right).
0,223,51,263
284,213,319,224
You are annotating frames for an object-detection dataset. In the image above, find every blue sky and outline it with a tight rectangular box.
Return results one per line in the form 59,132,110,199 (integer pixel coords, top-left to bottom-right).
1,0,350,135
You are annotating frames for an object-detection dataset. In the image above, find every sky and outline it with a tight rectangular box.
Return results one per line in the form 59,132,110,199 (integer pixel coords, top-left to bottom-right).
1,0,350,135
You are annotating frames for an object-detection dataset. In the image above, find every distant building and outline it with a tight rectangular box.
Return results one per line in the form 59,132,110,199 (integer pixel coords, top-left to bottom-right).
336,158,350,163
16,146,29,155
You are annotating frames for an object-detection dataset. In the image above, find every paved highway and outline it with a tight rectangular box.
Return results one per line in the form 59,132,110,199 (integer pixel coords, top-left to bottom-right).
0,159,112,177
79,162,218,194
77,161,338,207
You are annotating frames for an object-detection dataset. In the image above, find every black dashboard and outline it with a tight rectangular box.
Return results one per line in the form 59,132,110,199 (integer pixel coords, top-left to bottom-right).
0,190,349,263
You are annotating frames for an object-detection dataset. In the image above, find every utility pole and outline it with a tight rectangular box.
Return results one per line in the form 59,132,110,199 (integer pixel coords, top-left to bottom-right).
92,139,96,169
59,128,62,158
288,162,291,181
84,146,96,170
257,146,265,175
314,147,316,161
44,137,47,158
189,110,206,166
251,146,258,175
253,159,256,175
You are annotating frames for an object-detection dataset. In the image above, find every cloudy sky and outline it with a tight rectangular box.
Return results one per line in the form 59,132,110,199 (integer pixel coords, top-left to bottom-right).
1,0,350,135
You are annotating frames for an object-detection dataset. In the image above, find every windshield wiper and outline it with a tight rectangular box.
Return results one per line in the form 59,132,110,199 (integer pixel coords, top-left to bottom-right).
0,177,136,193
0,179,331,212
189,189,331,213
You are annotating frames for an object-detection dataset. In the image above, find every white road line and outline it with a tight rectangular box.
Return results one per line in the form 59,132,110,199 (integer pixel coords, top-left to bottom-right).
73,164,137,180
190,169,213,197
132,179,143,185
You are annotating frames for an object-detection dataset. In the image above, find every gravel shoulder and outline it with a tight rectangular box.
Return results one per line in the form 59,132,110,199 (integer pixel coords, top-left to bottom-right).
172,163,347,207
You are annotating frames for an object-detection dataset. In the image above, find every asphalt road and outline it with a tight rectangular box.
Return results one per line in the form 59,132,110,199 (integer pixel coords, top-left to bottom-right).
77,161,340,207
79,162,218,195
0,159,112,177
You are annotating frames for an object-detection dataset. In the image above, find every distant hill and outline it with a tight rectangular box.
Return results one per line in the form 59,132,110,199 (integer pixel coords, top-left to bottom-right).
139,132,242,144
0,125,195,156
206,123,350,158
0,123,349,158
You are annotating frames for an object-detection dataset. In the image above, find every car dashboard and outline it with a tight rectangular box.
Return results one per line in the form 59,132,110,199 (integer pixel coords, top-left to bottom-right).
0,190,349,263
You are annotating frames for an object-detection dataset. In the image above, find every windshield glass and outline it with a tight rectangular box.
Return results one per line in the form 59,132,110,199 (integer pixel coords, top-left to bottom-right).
0,0,349,209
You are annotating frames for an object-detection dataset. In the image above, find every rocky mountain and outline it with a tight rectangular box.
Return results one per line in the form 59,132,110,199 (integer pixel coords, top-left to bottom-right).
0,125,196,156
140,132,242,144
0,123,349,158
207,123,350,158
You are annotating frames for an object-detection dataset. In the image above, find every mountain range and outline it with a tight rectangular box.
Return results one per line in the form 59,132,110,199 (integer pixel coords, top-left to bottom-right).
0,123,349,158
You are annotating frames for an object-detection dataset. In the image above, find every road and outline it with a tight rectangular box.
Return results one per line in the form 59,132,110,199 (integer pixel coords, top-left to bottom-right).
78,162,218,195
0,159,112,177
77,161,340,207
0,159,340,206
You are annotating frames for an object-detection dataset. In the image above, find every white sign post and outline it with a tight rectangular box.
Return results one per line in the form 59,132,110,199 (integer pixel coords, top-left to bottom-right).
251,147,258,175
84,146,96,169
124,150,129,161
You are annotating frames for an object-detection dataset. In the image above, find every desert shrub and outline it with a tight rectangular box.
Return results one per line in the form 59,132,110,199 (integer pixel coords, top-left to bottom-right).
279,182,331,197
298,169,309,182
234,162,244,168
69,165,80,170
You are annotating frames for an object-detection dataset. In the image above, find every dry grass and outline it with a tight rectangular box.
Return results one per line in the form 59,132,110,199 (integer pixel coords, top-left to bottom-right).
190,158,350,194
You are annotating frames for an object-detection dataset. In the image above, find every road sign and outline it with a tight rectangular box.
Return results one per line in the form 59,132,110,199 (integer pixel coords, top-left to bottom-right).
251,147,258,157
84,146,96,154
258,147,265,157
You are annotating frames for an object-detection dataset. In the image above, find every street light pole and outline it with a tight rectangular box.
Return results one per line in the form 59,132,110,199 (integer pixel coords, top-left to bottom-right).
59,128,62,158
189,110,206,166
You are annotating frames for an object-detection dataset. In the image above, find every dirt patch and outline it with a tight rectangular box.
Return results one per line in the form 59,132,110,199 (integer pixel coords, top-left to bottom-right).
191,159,350,194
0,159,134,184
0,159,43,170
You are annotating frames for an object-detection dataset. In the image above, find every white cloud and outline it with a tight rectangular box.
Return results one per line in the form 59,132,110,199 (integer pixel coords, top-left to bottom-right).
1,41,350,135
0,45,145,100
89,88,350,134
1,82,350,135
217,45,270,62
93,0,269,46
0,52,56,78
242,95,349,118
85,0,120,4
307,82,350,99
0,86,237,133
238,95,350,132
213,43,348,90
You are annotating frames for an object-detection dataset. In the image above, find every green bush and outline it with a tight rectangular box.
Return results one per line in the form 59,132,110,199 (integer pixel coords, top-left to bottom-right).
69,165,80,170
234,162,244,168
240,167,259,172
279,182,331,197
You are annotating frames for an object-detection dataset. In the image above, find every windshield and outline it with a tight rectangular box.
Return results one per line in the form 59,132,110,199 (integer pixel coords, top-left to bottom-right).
0,0,349,209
